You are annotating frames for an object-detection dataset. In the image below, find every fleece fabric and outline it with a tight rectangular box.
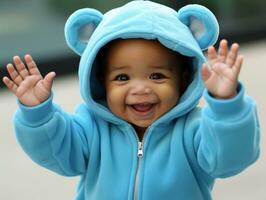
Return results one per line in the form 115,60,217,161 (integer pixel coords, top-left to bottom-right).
14,1,260,200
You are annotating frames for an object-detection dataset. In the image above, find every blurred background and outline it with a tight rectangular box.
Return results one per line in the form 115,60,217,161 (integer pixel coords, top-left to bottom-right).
1,0,266,78
0,0,265,199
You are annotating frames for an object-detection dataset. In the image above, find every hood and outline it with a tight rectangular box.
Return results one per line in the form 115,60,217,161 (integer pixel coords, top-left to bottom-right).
64,1,219,126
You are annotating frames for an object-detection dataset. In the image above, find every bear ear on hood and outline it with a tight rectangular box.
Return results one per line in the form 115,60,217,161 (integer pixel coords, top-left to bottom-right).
64,8,103,55
177,4,219,50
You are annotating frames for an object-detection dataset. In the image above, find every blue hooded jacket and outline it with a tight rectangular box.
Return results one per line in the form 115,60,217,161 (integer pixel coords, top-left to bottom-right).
14,1,260,200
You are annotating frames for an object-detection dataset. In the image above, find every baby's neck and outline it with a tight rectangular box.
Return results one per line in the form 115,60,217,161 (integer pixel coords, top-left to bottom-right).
133,125,146,141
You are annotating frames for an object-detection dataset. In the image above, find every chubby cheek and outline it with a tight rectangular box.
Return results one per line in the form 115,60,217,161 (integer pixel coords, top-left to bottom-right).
106,86,127,114
158,84,179,105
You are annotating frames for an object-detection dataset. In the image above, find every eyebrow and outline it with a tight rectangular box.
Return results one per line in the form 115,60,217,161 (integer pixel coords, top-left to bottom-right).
107,65,130,72
108,64,175,72
150,64,176,72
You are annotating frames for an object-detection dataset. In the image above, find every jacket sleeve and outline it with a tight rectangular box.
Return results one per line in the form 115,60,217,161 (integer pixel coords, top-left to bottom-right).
13,93,94,177
193,83,260,178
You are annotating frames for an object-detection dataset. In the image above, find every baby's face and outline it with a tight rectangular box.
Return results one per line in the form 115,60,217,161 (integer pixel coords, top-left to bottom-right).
104,39,182,129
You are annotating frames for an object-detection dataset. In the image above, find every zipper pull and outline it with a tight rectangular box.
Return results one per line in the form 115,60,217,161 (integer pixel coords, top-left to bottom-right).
138,142,143,158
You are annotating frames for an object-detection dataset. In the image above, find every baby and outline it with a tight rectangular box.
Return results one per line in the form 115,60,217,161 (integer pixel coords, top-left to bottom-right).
2,1,260,200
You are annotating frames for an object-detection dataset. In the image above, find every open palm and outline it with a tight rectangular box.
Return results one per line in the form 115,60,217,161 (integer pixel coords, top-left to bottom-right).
2,55,56,106
202,39,243,99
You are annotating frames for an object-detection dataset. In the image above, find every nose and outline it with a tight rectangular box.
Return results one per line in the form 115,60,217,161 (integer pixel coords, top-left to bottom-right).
129,80,152,95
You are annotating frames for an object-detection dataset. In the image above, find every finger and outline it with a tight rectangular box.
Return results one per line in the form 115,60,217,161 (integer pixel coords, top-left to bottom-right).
6,63,23,85
201,64,212,82
207,46,217,66
232,55,243,78
43,72,56,90
24,54,42,76
13,56,29,79
218,39,228,62
226,43,239,67
2,76,18,94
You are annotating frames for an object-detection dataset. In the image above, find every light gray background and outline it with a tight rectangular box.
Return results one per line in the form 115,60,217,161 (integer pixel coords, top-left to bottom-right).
1,40,265,200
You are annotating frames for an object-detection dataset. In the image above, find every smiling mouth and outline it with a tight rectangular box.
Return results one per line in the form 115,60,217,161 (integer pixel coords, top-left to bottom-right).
130,103,155,117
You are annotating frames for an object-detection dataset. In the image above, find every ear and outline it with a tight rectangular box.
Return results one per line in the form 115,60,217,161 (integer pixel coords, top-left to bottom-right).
64,8,103,55
177,5,219,50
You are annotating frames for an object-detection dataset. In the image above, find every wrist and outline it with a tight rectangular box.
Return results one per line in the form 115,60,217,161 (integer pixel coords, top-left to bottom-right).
16,93,54,125
204,83,245,118
211,91,238,99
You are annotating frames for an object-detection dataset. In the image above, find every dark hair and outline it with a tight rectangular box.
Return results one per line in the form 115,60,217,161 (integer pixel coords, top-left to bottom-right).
95,41,112,82
177,55,193,95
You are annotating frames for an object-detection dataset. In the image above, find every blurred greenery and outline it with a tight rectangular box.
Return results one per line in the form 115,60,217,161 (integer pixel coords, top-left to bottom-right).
47,0,266,23
48,0,188,15
230,0,266,18
47,0,133,15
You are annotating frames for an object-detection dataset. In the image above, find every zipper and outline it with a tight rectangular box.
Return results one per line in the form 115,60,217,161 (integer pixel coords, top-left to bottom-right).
133,126,150,200
137,142,144,158
134,141,143,200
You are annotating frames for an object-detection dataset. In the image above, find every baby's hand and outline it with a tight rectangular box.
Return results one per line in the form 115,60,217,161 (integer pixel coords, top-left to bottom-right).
201,39,243,99
2,55,56,106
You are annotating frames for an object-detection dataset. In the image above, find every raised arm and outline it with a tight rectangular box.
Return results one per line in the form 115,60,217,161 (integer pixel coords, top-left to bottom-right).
3,55,91,176
191,40,260,178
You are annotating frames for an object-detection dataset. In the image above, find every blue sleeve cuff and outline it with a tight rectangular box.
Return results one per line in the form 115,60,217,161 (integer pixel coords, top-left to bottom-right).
203,83,246,119
16,93,55,125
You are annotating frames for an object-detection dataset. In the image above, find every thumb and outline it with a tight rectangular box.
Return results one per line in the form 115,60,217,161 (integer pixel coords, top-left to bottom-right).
43,72,56,90
201,64,211,82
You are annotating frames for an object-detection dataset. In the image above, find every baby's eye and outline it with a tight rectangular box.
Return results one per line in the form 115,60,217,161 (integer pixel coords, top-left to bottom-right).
149,73,166,80
115,74,129,81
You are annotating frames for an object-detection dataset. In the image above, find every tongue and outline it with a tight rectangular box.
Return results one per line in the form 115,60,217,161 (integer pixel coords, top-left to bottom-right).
132,104,153,112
